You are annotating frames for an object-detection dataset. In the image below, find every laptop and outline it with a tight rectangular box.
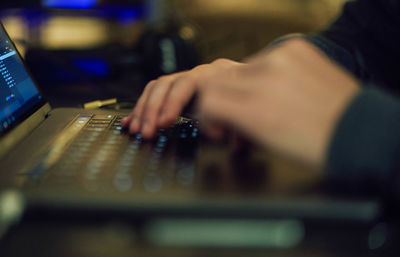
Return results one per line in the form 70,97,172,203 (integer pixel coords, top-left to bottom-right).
0,23,380,243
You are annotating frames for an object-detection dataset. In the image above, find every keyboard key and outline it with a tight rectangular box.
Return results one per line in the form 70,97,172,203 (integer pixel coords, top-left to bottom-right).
89,120,111,124
41,115,201,194
114,173,133,192
143,173,163,193
92,114,114,120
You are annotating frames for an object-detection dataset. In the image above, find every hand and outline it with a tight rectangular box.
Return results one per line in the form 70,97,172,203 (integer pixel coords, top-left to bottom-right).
122,38,360,168
196,39,360,167
121,58,244,138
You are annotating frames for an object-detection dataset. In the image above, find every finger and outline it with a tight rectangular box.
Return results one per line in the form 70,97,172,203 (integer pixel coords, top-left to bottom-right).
155,60,244,126
128,80,156,134
157,61,238,127
157,74,199,127
121,112,133,127
141,73,183,138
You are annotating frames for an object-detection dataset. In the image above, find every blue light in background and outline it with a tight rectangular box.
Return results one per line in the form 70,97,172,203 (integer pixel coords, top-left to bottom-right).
116,9,141,25
73,59,110,76
43,0,97,9
40,0,144,24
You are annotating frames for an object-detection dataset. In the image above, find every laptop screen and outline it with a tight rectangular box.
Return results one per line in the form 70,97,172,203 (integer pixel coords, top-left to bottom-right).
0,24,45,137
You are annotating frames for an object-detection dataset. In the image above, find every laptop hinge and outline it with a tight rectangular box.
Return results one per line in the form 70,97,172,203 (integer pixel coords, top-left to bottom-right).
0,103,51,159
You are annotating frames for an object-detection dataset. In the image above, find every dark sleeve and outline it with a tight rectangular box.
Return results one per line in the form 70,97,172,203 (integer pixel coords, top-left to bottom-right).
305,0,400,200
308,0,400,94
326,86,400,200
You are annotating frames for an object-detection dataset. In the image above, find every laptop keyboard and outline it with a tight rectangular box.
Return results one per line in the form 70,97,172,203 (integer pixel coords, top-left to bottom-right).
35,114,201,193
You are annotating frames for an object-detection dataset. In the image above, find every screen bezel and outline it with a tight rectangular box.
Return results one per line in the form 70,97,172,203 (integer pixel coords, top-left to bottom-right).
0,22,49,138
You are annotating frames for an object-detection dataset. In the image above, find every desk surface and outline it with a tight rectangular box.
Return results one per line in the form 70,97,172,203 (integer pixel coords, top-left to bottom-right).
1,218,396,257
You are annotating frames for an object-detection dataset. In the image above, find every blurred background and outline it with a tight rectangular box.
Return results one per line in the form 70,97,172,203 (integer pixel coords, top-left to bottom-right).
0,0,348,107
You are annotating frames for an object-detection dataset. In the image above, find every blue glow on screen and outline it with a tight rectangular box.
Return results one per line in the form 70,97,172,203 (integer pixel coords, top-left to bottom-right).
42,0,97,9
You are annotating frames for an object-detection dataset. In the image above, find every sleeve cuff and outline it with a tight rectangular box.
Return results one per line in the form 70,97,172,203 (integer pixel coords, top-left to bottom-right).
327,87,400,197
267,33,359,76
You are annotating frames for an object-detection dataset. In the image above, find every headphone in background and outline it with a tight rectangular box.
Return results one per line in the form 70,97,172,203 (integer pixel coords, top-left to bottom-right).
135,22,199,81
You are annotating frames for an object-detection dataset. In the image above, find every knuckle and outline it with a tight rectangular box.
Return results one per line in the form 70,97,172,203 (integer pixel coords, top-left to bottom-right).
191,64,208,72
143,80,157,93
158,75,175,83
147,79,157,86
173,74,193,86
211,58,230,65
283,38,311,52
146,79,170,99
268,49,291,66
